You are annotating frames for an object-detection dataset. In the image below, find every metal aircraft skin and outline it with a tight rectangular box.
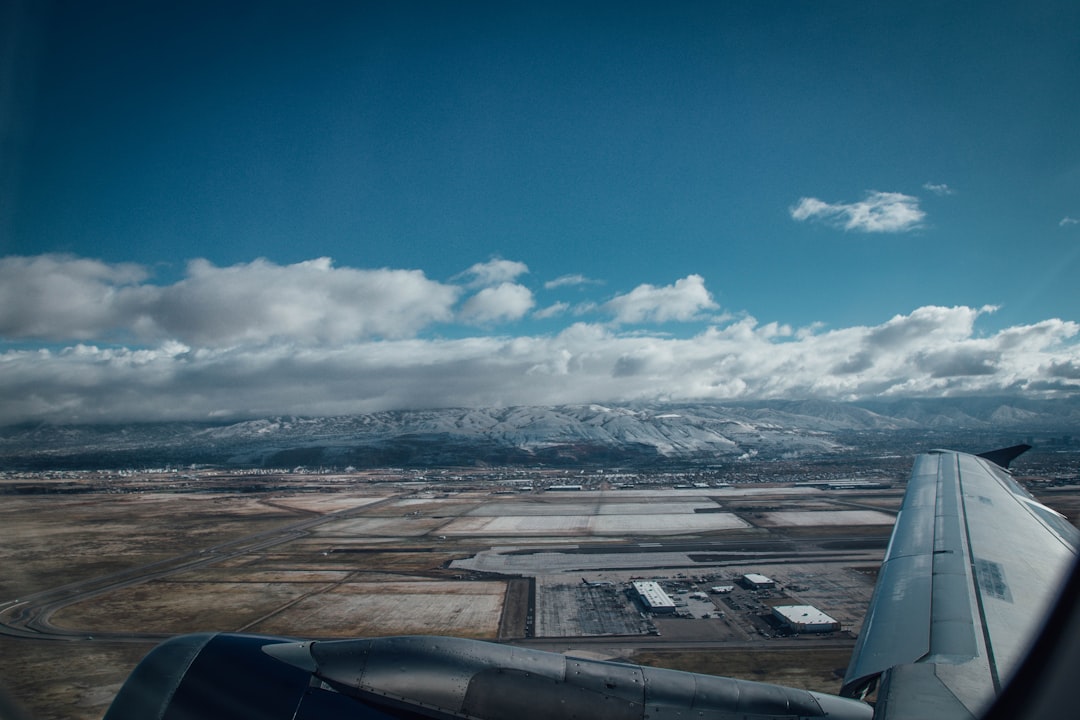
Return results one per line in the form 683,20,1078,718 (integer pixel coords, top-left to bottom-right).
102,448,1079,720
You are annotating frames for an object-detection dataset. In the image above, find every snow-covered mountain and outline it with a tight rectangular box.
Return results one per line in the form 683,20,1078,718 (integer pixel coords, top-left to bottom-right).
1,398,1078,469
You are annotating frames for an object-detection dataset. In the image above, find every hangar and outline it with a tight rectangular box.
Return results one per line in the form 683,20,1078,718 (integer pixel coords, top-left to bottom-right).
771,605,840,633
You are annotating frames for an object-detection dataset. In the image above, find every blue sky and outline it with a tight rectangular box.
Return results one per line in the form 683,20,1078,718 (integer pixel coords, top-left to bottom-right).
1,1,1078,424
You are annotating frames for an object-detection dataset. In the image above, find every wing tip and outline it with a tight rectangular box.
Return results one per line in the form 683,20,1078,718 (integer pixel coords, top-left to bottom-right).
976,444,1032,469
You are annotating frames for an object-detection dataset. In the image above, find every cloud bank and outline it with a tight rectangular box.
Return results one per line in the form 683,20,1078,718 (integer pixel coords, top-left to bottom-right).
0,255,1077,425
791,191,926,232
0,255,460,345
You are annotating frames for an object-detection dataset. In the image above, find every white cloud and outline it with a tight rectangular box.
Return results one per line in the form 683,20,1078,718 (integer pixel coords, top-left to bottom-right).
459,283,535,324
533,302,570,319
790,191,926,233
865,305,987,350
1060,216,1079,227
544,274,600,290
603,275,719,324
1,304,1077,424
0,254,149,340
922,182,954,196
0,255,459,346
154,258,463,345
457,259,529,287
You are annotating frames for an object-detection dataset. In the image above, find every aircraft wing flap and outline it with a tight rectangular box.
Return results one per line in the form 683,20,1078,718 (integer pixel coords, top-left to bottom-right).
846,553,933,681
842,456,938,692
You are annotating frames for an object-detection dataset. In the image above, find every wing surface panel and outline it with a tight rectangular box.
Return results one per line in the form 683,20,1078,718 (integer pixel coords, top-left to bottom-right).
843,449,1078,719
927,453,982,664
955,453,1078,684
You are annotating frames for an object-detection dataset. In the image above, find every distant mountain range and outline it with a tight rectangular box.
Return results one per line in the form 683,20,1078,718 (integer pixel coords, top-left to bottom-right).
2,397,1078,470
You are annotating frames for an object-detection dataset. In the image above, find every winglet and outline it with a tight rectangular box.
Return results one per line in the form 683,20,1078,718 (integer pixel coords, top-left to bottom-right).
976,444,1032,469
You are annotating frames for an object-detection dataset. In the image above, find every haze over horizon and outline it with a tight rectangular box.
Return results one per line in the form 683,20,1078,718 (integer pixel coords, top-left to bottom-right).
1,2,1078,426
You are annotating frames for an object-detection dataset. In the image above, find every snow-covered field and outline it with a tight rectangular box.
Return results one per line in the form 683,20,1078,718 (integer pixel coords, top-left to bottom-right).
465,501,719,516
758,510,895,526
439,512,749,536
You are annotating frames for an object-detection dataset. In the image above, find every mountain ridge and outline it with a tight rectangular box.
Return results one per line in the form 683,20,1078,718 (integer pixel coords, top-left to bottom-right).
1,397,1078,470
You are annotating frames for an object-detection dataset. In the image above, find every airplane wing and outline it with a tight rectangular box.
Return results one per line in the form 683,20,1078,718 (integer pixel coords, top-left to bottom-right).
841,448,1079,718
102,449,1078,720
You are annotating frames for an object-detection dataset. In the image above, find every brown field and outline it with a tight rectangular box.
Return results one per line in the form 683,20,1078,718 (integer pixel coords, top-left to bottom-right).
249,581,506,638
0,493,296,598
52,581,322,634
0,638,151,720
631,648,855,695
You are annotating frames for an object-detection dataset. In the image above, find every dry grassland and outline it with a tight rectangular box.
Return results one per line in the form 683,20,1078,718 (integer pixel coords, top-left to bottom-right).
0,638,152,720
0,494,295,597
250,581,505,638
631,648,854,695
262,494,391,513
51,581,319,634
308,516,450,536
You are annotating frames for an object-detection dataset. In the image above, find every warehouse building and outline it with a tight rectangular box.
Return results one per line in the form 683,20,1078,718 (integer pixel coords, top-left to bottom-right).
742,573,776,589
631,581,676,613
771,605,840,633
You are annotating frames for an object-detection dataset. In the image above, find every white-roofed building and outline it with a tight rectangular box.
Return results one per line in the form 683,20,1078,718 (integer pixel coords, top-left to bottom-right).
742,573,776,589
771,605,840,633
631,581,676,613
